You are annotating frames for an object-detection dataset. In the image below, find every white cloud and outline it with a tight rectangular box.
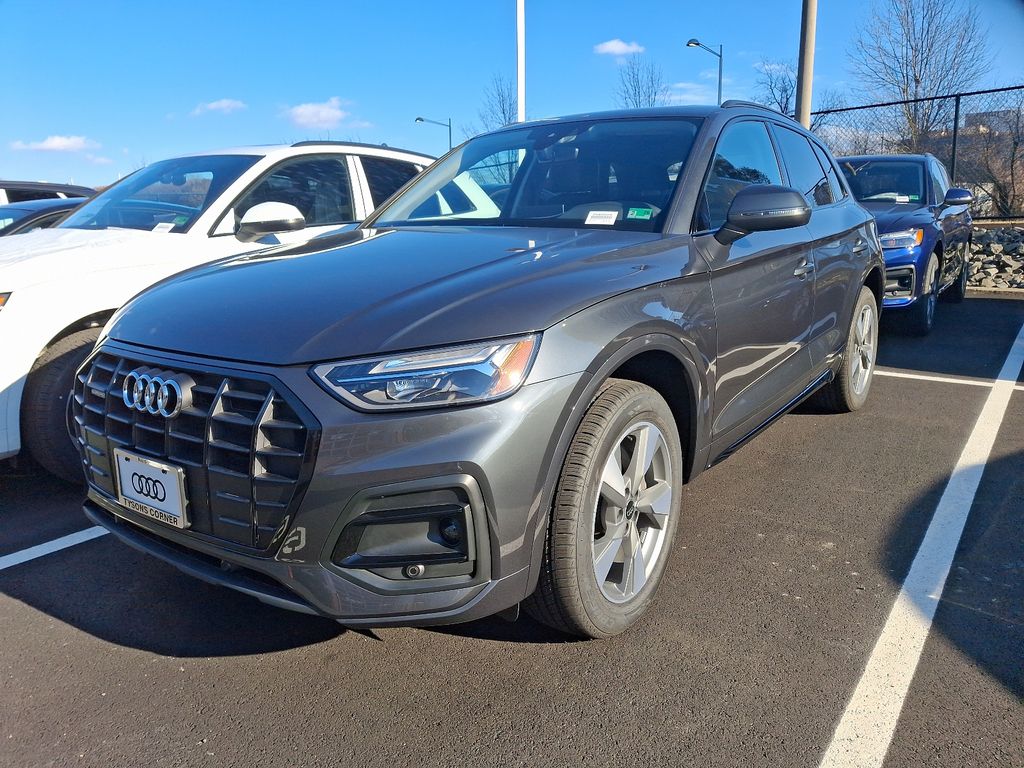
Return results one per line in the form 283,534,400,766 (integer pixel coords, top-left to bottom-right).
86,154,113,165
284,96,348,130
191,98,247,116
10,135,99,152
665,81,717,105
594,39,645,56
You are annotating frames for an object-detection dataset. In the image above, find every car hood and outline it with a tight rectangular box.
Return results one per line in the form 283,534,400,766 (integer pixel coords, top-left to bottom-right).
107,226,689,365
0,227,175,287
859,202,932,234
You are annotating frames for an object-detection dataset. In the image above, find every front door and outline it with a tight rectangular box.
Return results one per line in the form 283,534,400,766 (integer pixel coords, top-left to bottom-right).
693,119,815,447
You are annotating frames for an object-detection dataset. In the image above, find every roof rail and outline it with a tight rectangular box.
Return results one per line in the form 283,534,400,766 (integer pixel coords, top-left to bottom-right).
720,99,805,125
290,140,431,156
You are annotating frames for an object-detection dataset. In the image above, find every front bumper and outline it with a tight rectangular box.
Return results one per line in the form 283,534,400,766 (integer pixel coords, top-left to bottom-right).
881,245,925,309
79,342,585,625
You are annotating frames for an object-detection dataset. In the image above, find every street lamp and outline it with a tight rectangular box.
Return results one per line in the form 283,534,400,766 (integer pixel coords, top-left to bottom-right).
414,116,452,150
686,38,723,106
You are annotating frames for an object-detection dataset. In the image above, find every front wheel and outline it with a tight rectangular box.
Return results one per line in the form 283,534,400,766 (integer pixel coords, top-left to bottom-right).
815,286,879,413
941,243,969,303
904,254,939,336
21,328,99,484
524,379,683,638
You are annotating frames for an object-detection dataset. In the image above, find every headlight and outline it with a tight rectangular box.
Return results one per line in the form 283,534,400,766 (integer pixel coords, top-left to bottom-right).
312,335,539,411
0,292,10,311
879,228,924,249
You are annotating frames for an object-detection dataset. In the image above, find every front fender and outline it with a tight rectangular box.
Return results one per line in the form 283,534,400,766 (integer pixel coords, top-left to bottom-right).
520,274,716,597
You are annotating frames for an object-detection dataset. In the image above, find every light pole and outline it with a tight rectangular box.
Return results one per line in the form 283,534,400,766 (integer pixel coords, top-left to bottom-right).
414,116,452,150
686,38,723,106
794,0,818,128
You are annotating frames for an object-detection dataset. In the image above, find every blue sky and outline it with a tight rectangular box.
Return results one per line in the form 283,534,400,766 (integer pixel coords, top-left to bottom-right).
3,0,1022,186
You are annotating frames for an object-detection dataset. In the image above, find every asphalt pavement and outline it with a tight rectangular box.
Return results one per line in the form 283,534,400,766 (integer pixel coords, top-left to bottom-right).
1,293,1022,768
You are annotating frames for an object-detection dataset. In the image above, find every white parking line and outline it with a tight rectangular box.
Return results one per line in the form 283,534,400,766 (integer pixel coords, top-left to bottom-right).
875,368,1024,391
820,320,1024,768
0,526,108,572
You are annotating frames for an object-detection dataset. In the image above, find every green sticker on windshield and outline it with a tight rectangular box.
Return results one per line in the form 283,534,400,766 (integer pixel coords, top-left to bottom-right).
627,207,653,220
173,215,188,225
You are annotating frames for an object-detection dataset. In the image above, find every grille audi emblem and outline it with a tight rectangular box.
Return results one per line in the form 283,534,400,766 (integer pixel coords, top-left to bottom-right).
131,472,167,502
121,368,194,418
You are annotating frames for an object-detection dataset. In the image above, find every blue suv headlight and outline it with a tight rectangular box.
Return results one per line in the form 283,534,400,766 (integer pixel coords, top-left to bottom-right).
879,228,924,249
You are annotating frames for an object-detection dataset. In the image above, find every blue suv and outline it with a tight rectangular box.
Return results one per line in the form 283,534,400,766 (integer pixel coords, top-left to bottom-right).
837,154,973,335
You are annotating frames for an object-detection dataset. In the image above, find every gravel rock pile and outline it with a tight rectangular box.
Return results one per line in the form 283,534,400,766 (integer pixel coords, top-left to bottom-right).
969,227,1024,290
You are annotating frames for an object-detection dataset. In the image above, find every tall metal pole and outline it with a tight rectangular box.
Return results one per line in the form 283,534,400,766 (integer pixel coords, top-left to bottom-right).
516,0,526,122
950,95,961,182
717,44,723,106
795,0,817,128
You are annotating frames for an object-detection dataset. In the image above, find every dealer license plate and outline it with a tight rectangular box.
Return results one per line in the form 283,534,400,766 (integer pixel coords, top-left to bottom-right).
113,448,189,529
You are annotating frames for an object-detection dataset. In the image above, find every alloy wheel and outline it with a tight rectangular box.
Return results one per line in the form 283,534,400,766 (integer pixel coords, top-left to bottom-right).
592,421,674,603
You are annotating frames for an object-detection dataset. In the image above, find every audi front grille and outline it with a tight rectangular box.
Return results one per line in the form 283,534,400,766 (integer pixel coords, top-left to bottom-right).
72,350,320,551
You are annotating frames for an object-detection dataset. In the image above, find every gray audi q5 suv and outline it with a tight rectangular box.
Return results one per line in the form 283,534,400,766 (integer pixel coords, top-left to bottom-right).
74,104,884,638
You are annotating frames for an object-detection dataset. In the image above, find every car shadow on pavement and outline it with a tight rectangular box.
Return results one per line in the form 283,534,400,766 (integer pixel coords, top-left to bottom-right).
882,446,1024,701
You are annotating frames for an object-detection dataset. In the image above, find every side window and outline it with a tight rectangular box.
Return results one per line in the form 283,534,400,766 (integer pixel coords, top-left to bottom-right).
930,161,948,204
361,156,420,207
20,211,67,233
774,127,833,207
811,142,846,201
7,189,59,203
696,121,783,231
233,155,354,227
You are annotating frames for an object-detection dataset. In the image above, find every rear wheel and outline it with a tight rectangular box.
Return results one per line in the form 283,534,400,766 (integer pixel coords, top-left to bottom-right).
524,379,683,638
904,254,939,336
815,286,878,413
21,328,99,484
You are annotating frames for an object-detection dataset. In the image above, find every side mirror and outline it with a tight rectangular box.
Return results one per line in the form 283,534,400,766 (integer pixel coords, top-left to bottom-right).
943,187,974,207
715,185,811,246
235,202,305,243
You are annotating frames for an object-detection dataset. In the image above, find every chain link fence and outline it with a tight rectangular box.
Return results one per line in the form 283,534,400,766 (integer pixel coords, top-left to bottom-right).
811,85,1024,220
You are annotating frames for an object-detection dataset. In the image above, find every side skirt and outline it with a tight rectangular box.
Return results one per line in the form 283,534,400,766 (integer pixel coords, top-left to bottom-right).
709,369,834,468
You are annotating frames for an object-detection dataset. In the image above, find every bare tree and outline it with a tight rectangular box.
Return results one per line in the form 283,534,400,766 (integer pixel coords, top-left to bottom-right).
615,55,669,109
963,92,1024,217
755,59,798,116
755,58,846,130
476,73,518,132
850,0,991,150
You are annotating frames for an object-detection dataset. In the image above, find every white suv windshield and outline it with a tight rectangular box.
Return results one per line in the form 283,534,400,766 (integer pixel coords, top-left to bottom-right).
60,154,260,233
373,117,701,232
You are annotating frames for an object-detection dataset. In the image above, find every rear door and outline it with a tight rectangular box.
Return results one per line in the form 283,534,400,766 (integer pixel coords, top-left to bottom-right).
694,119,815,450
771,124,866,368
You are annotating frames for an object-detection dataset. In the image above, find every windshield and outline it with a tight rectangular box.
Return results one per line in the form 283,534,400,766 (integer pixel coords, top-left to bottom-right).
372,117,702,232
60,154,260,233
839,159,925,205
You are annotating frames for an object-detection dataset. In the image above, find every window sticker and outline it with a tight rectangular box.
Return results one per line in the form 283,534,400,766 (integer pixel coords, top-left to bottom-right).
626,207,653,220
895,194,911,203
173,214,189,226
585,210,618,225
152,222,175,233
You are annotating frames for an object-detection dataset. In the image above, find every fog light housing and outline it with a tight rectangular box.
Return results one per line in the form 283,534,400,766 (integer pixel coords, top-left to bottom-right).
331,503,475,580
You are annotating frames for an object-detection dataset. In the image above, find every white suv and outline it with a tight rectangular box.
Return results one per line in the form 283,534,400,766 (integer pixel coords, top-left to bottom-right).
0,142,433,480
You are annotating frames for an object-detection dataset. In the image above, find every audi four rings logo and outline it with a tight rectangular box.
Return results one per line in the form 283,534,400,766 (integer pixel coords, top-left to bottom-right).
121,368,193,418
131,472,167,502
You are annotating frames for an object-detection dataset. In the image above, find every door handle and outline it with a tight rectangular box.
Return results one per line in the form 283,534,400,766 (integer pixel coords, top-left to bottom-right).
793,259,814,277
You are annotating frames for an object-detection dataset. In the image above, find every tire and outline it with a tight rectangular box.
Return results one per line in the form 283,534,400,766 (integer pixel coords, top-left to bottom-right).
904,254,939,336
21,327,100,484
941,243,968,304
524,379,683,638
815,286,878,413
